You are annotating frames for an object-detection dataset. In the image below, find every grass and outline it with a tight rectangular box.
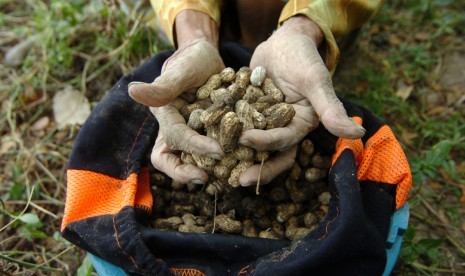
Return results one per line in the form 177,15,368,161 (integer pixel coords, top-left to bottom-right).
1,0,464,274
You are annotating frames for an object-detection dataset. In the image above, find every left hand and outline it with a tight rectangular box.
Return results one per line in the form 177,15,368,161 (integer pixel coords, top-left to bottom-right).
238,16,366,186
241,16,365,150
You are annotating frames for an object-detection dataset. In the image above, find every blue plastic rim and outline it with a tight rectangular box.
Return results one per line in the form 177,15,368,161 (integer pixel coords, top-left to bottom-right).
90,203,410,276
383,203,410,276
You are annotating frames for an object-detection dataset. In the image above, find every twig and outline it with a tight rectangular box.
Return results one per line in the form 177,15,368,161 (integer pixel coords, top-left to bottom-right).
446,234,465,257
411,261,465,274
0,253,62,273
33,246,74,271
34,156,58,184
256,157,265,195
29,202,59,219
4,200,62,205
81,58,91,96
419,200,465,256
212,190,217,234
0,186,35,232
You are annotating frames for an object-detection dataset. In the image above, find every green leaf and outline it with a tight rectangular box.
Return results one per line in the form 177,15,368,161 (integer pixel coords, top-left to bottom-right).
403,225,416,241
18,213,42,228
433,0,453,7
77,254,94,276
399,243,419,264
416,238,444,262
9,182,26,200
19,226,47,241
425,140,452,167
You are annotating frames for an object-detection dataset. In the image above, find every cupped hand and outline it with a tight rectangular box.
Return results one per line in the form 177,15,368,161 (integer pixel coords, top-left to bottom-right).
240,16,365,154
151,130,209,185
128,39,224,107
240,146,297,187
128,39,225,184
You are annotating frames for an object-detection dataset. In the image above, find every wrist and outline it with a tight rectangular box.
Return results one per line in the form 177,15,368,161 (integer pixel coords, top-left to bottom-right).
279,15,323,46
175,10,219,49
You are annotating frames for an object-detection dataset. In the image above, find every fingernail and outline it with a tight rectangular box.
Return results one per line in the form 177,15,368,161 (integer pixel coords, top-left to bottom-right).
191,179,205,185
238,137,251,147
128,81,145,89
354,122,366,133
206,153,223,160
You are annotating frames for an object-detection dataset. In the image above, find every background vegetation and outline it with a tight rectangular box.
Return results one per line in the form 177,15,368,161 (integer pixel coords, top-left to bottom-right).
1,0,464,274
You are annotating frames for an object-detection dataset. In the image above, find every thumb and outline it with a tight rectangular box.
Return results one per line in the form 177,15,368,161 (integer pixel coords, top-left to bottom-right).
128,69,189,107
129,40,224,107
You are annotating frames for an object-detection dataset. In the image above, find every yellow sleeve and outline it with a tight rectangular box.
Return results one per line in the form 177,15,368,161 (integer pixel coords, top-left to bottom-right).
150,0,223,45
279,0,384,74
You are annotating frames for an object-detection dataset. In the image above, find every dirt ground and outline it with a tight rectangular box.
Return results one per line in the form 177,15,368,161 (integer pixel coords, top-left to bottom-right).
1,1,464,275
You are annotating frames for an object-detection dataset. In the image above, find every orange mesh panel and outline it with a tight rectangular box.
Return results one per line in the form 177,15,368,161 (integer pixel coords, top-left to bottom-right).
62,170,141,231
134,168,153,213
331,117,364,166
331,117,412,209
357,125,412,209
171,268,206,276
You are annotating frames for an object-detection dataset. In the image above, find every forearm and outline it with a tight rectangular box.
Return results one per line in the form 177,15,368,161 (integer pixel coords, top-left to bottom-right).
150,0,223,45
278,0,384,74
277,15,323,47
175,10,219,49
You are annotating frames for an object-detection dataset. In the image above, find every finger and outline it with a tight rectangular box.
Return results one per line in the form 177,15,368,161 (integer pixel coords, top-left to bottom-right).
153,104,224,159
128,67,199,107
238,102,318,151
151,134,208,184
240,146,297,186
303,68,366,139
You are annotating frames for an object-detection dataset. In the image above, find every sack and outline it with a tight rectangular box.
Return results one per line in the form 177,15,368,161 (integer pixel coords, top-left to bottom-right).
61,43,412,276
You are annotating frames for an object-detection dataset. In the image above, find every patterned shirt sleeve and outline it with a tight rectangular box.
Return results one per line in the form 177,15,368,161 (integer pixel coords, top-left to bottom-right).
279,0,384,74
150,0,223,45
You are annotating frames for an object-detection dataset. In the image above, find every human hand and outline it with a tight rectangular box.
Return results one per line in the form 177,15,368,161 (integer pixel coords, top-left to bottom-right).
128,10,225,184
240,16,366,153
150,126,209,185
128,39,224,107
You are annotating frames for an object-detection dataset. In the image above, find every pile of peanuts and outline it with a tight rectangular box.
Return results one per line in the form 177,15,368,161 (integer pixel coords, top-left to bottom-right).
151,67,332,240
179,66,295,187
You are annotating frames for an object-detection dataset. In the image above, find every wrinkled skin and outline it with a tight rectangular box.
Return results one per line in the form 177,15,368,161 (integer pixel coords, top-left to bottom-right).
129,13,365,186
130,39,224,184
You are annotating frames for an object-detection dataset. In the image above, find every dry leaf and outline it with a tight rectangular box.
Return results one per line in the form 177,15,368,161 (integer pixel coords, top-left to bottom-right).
400,128,418,146
5,38,34,67
31,116,50,131
437,209,450,225
0,135,16,154
426,106,447,116
53,86,91,129
355,80,368,93
370,24,381,35
429,180,443,191
388,35,401,46
414,32,429,41
460,185,465,205
396,85,414,101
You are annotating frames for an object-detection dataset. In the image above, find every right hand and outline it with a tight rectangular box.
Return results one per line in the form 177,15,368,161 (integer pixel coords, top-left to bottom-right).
128,39,226,184
128,39,224,107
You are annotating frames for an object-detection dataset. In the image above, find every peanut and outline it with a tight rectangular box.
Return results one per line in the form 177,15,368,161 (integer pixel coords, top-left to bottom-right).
152,67,333,242
220,67,236,83
243,85,265,103
218,112,242,152
197,74,222,100
215,214,242,234
250,66,266,87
